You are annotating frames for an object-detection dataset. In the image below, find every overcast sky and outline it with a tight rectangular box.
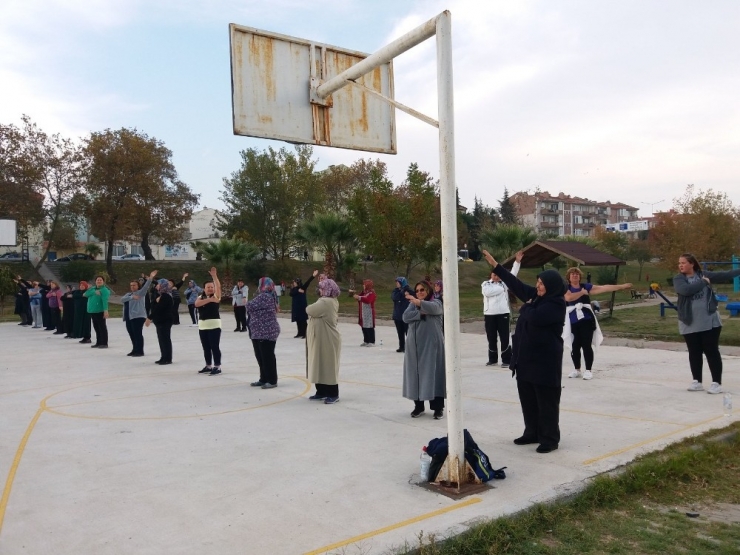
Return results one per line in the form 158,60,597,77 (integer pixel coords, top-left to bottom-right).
2,0,738,216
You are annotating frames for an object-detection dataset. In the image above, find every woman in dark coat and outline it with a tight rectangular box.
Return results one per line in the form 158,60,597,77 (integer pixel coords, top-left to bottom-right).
61,285,76,338
391,277,414,353
72,281,92,343
483,250,567,454
147,279,174,365
289,269,318,338
13,277,32,326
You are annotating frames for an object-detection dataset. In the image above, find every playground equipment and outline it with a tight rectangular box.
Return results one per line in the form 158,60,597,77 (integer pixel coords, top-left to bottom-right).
651,284,677,317
701,255,740,293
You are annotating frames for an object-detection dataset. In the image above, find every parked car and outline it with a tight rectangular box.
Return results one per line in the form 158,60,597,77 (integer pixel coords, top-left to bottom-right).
57,253,92,262
0,252,22,260
112,253,145,261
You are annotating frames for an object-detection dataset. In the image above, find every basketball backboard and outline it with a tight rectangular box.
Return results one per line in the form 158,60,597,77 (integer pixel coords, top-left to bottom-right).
229,24,397,154
0,219,17,246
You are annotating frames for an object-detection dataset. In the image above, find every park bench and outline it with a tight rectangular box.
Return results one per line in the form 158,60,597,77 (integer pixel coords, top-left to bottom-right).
727,302,740,317
630,289,642,300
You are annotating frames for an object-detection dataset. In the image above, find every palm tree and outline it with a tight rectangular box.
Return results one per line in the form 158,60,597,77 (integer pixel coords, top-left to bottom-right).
84,243,103,260
480,224,537,262
295,214,356,279
201,239,259,291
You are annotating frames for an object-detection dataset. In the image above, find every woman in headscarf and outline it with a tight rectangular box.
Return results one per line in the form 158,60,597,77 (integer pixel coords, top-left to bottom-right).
61,285,76,338
482,250,567,454
352,279,377,346
391,277,414,353
184,278,203,326
146,278,174,365
290,269,319,338
246,277,281,389
46,281,64,334
402,280,446,419
84,275,111,348
306,277,342,404
121,270,157,357
72,281,92,343
674,253,740,394
433,280,443,302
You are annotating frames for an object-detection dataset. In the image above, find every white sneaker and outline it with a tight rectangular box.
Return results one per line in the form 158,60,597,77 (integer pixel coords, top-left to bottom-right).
190,324,198,328
582,370,593,380
568,370,582,379
365,343,375,348
687,380,704,392
707,382,722,395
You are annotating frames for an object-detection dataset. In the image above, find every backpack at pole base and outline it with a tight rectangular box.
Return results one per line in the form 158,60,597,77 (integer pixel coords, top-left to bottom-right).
424,429,506,483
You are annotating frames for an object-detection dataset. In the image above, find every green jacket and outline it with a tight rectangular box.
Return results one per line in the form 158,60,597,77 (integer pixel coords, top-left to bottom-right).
84,285,111,313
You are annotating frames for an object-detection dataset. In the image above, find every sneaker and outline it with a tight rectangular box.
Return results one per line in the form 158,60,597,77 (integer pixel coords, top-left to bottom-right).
687,380,704,392
410,407,425,418
360,343,368,347
582,370,593,380
209,368,222,375
485,361,497,367
707,382,722,395
91,344,100,348
501,362,510,368
568,370,582,379
365,343,375,348
324,397,339,404
309,394,327,401
433,409,444,420
261,383,277,389
97,345,108,349
189,324,198,328
250,381,265,387
199,366,212,374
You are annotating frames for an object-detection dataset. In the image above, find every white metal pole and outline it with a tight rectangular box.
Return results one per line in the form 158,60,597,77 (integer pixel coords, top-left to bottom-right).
316,16,438,99
436,10,465,486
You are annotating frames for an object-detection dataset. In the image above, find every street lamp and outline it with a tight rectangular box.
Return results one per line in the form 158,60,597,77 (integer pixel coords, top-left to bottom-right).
641,200,665,216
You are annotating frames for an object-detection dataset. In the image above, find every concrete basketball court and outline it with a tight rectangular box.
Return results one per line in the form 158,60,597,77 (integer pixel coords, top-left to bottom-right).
0,317,737,554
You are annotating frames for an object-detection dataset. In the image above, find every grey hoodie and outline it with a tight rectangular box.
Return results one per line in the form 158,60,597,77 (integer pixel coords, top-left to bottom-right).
674,268,740,332
121,279,153,321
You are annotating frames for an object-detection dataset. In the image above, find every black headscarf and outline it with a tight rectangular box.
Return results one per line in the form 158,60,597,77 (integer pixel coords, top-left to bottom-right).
537,269,566,297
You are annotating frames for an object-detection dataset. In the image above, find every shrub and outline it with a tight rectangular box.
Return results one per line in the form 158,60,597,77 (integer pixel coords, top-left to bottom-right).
242,259,267,285
596,266,617,285
60,261,97,283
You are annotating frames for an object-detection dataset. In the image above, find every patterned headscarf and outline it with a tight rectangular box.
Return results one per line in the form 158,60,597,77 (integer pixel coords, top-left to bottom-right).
258,277,275,293
318,278,341,298
363,279,374,292
157,278,172,295
396,277,408,288
434,280,443,292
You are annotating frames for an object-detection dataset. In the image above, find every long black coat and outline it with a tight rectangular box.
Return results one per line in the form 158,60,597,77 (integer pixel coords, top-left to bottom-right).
493,265,566,388
290,274,315,322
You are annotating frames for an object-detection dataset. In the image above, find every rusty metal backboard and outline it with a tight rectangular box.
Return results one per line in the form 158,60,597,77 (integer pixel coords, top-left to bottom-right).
229,24,397,154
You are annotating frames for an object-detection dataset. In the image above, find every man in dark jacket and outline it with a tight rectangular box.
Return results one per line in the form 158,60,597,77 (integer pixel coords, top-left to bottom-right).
483,250,567,454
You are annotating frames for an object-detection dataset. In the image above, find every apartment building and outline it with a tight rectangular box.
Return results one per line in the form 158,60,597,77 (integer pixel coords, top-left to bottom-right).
510,191,639,237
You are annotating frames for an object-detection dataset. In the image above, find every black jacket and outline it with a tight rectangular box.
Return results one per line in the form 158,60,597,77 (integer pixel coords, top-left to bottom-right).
289,274,315,322
493,265,566,387
150,293,174,325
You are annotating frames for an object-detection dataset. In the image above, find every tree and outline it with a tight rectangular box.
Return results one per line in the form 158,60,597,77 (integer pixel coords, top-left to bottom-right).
650,185,740,269
201,239,259,291
81,128,194,281
594,227,629,260
295,213,356,279
498,188,519,225
84,243,102,260
628,239,652,281
0,117,50,239
218,145,322,259
480,224,537,262
0,265,17,315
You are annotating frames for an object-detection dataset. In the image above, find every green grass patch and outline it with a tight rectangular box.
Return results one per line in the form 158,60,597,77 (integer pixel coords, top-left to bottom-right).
400,424,740,555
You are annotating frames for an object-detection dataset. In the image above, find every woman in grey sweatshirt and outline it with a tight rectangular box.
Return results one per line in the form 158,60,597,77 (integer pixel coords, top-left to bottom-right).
674,253,740,394
122,270,158,357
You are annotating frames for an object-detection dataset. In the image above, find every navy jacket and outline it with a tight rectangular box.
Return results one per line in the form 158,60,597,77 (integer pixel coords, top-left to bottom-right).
391,285,414,320
289,274,316,322
493,265,566,388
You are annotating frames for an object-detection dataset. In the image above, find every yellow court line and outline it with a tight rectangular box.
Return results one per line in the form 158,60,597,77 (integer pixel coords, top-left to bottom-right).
583,415,725,465
0,395,51,536
303,497,482,555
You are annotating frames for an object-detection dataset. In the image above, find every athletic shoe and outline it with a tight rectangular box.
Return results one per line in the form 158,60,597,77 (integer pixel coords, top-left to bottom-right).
308,394,327,401
582,370,593,380
198,367,212,374
485,361,497,367
189,324,198,328
568,370,582,379
261,383,277,389
97,345,108,349
365,343,375,347
91,344,100,348
410,407,425,418
687,380,704,392
360,343,368,347
250,381,265,387
707,382,723,394
501,362,510,368
209,368,222,375
433,409,444,420
324,397,339,404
